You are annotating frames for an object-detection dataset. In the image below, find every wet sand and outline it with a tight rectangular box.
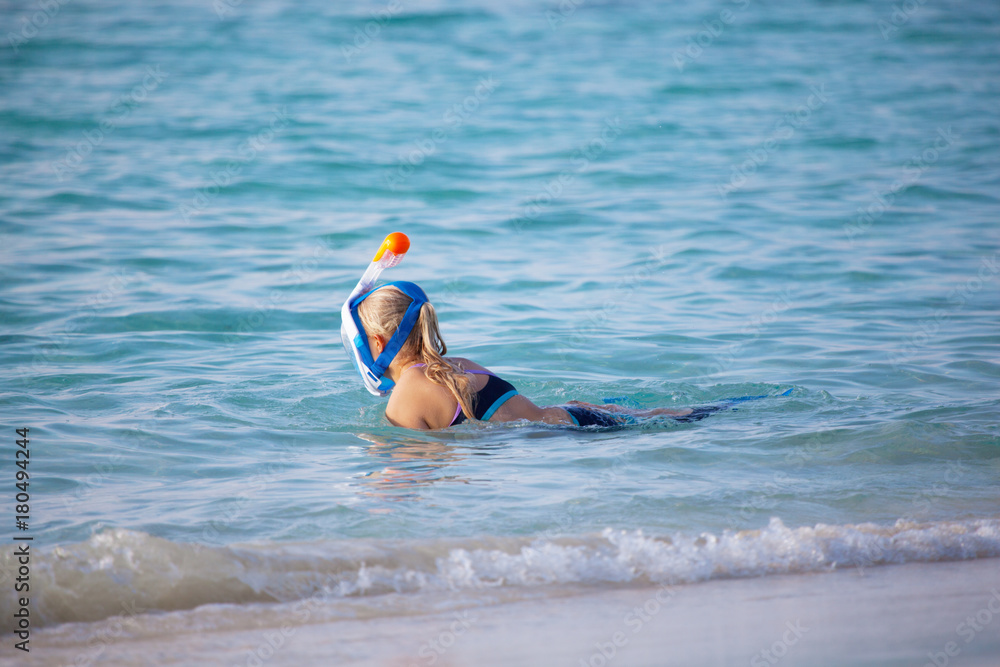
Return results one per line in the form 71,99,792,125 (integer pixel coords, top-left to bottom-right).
5,557,999,666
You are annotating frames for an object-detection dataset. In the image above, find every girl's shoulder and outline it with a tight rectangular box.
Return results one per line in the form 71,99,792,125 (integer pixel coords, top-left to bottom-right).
386,368,448,429
444,357,489,373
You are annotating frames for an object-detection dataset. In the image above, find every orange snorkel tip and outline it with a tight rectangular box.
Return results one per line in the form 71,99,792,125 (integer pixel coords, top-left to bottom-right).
373,232,410,262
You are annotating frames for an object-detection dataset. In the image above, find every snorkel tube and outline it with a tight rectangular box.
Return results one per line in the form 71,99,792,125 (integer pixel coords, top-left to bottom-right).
340,233,425,396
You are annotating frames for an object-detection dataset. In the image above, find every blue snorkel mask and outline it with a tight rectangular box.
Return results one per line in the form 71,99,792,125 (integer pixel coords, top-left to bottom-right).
340,233,426,396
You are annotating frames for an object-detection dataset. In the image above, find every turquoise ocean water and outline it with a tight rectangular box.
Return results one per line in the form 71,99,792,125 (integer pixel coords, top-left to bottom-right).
1,0,999,661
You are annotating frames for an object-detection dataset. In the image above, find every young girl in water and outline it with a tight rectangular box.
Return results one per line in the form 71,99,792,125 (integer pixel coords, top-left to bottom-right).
355,283,697,430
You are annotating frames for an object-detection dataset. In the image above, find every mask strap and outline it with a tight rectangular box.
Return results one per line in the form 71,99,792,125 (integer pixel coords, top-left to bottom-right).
356,281,428,380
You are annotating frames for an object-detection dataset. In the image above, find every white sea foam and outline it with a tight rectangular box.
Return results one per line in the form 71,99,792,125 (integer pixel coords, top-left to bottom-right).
3,516,998,629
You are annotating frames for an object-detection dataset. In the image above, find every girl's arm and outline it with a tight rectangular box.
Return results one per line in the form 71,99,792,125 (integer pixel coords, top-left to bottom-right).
491,395,576,425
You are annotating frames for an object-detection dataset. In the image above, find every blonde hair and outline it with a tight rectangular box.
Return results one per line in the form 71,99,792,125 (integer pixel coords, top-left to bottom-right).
357,286,477,420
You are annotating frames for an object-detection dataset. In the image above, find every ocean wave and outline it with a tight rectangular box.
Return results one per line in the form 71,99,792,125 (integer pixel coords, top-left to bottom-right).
3,516,998,629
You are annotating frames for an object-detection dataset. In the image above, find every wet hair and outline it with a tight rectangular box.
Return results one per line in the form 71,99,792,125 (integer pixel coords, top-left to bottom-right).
357,285,477,420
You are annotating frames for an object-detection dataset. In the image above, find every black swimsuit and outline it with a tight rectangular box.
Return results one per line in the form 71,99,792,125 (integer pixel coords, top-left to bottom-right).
451,371,519,425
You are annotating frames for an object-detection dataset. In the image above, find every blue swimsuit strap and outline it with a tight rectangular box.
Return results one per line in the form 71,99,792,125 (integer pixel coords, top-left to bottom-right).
461,371,519,423
451,369,504,424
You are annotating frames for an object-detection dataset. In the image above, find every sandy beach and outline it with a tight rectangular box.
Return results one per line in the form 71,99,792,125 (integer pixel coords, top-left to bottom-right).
5,557,997,667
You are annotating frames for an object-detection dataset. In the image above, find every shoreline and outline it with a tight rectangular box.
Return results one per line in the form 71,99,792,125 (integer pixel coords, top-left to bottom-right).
4,557,998,666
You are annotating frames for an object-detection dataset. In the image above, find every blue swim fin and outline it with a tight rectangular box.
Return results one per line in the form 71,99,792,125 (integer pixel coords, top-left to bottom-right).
675,387,793,422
